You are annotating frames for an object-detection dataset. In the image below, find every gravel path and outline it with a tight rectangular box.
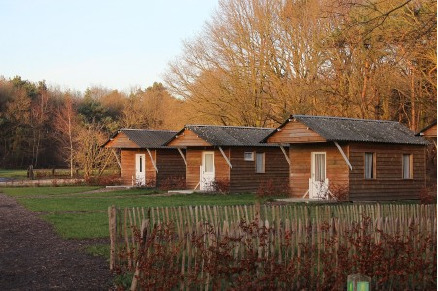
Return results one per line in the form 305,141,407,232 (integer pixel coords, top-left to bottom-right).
0,194,113,290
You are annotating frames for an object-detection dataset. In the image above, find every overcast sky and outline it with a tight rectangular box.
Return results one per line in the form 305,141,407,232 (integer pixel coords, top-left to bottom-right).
0,0,218,92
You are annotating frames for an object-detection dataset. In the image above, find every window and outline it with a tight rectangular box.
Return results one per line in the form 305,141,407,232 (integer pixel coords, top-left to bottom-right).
139,155,143,173
313,153,326,182
204,153,214,173
364,152,375,179
244,152,254,161
256,153,265,173
402,154,413,179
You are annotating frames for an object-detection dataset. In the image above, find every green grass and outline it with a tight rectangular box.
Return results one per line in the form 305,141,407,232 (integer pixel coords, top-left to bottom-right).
0,169,28,179
17,193,257,212
0,186,259,241
0,186,101,197
84,244,110,258
42,212,109,239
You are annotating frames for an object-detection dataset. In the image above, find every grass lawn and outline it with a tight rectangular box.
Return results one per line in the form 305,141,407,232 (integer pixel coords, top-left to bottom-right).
0,186,260,241
0,168,28,179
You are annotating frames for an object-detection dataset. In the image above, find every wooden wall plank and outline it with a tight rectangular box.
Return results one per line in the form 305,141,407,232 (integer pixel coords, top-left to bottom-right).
288,143,349,198
167,129,211,147
105,132,139,148
267,120,326,144
156,149,186,187
349,143,426,200
422,124,437,138
229,147,290,193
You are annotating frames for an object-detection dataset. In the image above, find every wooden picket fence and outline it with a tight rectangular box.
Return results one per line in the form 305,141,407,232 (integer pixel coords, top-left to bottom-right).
108,203,437,275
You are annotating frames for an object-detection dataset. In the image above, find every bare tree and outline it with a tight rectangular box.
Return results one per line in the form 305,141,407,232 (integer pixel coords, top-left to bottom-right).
54,94,77,177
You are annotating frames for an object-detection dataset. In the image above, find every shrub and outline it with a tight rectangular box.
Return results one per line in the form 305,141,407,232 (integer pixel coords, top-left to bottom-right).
85,175,122,186
419,185,437,204
210,179,230,193
159,177,186,191
117,216,436,290
256,179,289,198
51,179,59,187
328,183,349,201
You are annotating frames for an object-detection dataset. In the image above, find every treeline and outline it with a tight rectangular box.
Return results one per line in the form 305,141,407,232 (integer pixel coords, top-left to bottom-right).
165,0,436,128
0,0,436,171
0,77,187,171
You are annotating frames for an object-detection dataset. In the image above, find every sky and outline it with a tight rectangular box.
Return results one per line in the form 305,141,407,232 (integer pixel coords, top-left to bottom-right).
0,0,218,93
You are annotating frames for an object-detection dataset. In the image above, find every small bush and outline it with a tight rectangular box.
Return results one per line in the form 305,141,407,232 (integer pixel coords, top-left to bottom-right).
118,216,436,290
210,179,230,193
256,179,289,198
159,177,186,191
51,179,59,187
420,185,437,204
328,183,349,201
85,175,122,186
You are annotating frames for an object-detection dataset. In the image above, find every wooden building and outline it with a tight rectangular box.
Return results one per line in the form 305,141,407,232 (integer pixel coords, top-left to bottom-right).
416,120,437,186
103,129,186,187
165,125,289,193
264,115,428,201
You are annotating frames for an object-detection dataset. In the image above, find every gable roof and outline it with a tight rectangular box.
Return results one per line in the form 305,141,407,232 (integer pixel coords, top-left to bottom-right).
264,115,427,145
416,120,437,137
166,125,276,147
103,129,178,148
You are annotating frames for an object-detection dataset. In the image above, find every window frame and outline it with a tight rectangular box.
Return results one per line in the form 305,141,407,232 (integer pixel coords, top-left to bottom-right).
364,152,376,179
402,154,413,179
255,152,265,173
311,152,327,182
244,151,254,161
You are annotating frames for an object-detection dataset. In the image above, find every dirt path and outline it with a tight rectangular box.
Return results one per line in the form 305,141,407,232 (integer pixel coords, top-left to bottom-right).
0,194,113,290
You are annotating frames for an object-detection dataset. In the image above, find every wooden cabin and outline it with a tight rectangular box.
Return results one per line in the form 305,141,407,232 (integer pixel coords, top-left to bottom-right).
264,115,428,201
103,129,186,187
417,120,437,140
165,125,289,193
416,120,437,186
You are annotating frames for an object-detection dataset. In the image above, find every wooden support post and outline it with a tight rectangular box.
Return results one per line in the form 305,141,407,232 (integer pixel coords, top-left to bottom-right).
334,142,352,171
218,146,232,168
146,148,158,173
279,145,291,165
177,148,187,166
111,149,122,169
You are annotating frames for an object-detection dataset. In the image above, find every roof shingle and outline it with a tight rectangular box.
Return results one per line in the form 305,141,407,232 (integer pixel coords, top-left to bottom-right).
108,129,177,148
289,115,427,145
175,125,276,147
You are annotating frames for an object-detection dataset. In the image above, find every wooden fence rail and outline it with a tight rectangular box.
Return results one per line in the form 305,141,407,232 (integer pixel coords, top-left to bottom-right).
108,203,437,274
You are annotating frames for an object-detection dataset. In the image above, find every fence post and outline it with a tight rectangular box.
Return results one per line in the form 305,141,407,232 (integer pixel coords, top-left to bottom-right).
131,219,150,291
108,205,117,271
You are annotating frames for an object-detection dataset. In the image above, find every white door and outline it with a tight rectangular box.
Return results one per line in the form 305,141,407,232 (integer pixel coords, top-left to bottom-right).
310,152,328,199
135,154,146,186
200,151,215,191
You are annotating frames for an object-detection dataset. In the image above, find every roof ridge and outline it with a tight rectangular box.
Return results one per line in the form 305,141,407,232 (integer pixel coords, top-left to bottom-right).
186,124,273,130
293,115,397,123
121,128,177,132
